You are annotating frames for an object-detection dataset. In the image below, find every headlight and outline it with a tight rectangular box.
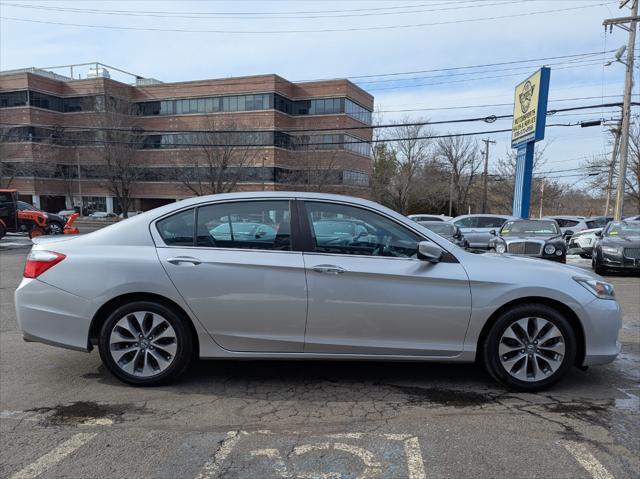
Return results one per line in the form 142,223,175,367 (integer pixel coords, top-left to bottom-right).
544,244,556,255
496,243,506,253
602,246,620,255
574,277,615,300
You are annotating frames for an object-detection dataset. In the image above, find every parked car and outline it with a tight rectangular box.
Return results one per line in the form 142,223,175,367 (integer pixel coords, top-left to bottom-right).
57,209,78,218
451,214,518,249
418,221,467,247
592,220,640,274
544,216,612,239
15,192,621,391
119,211,143,219
89,211,118,219
488,219,567,263
567,228,603,258
209,221,278,242
408,214,452,222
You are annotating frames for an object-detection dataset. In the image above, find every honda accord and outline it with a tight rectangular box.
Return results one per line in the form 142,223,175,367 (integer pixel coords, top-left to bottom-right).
15,192,621,390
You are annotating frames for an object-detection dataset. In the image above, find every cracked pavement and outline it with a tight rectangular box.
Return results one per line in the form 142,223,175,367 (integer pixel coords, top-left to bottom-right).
1,247,638,478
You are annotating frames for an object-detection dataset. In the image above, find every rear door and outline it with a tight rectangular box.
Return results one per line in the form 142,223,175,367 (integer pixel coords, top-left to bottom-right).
300,200,472,356
155,199,308,352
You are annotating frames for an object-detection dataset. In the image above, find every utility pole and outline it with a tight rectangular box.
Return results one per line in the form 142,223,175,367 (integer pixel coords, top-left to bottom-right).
481,138,496,213
604,121,622,216
605,0,638,219
448,169,454,217
76,149,82,214
538,179,545,218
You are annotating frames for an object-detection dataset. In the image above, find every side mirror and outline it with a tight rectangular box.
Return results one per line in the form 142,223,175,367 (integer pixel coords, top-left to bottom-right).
417,241,443,263
563,229,574,237
489,229,497,236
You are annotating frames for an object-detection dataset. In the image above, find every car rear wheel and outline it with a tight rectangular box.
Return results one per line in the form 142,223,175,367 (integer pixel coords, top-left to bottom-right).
482,304,576,391
98,301,193,386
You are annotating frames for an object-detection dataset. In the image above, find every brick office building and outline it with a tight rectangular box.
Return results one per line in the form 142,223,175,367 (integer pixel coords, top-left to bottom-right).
0,63,373,213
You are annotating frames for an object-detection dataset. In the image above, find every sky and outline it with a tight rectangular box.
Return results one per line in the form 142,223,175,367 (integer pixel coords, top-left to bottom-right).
1,0,638,187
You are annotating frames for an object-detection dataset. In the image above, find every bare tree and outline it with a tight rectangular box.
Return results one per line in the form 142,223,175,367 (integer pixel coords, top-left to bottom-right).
434,134,481,215
625,119,640,214
170,117,257,196
385,120,433,215
92,96,144,217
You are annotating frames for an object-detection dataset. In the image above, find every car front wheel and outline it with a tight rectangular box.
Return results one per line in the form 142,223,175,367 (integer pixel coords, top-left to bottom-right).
48,221,63,235
98,301,193,386
592,251,606,275
482,304,576,391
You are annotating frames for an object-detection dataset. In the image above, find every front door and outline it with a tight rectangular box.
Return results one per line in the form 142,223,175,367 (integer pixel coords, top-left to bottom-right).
301,201,472,356
155,200,308,352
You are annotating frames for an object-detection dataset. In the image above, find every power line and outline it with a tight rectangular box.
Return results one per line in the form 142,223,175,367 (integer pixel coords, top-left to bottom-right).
0,3,614,35
0,1,479,18
1,102,632,135
0,1,519,20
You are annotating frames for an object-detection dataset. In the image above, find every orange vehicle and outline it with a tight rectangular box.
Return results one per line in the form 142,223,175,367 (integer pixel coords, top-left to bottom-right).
0,189,79,239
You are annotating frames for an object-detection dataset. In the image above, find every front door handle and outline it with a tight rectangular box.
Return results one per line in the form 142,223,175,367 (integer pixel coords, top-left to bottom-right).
166,256,202,266
312,264,346,275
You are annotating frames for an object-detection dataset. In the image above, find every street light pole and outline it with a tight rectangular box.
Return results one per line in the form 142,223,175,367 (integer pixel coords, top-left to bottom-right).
76,149,82,213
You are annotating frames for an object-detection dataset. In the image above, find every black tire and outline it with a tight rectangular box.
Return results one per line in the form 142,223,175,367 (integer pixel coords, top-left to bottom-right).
0,223,5,240
98,300,193,386
48,221,64,235
592,251,606,275
482,303,576,392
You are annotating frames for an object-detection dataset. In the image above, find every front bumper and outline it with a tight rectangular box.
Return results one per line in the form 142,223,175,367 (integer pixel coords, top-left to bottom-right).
580,297,622,366
15,278,97,352
601,251,640,271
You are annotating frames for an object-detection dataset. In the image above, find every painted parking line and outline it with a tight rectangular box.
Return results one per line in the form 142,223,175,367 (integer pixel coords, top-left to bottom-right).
562,441,614,479
8,432,97,479
194,430,245,479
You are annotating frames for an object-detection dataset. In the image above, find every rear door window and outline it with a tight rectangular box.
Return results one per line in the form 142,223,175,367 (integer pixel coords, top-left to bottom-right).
476,216,508,228
196,201,291,251
156,208,195,246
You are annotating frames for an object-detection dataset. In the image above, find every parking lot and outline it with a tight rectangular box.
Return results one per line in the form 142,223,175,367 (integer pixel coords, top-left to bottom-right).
1,238,638,479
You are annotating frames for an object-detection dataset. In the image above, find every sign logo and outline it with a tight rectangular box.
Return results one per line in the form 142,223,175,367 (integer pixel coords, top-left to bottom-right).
511,68,550,148
518,81,535,114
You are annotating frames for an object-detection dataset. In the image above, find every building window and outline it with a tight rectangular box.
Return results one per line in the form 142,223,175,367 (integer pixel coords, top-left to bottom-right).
0,91,28,107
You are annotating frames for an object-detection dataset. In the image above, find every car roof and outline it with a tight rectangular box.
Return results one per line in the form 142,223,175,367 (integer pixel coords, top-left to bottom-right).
544,215,586,220
452,214,517,220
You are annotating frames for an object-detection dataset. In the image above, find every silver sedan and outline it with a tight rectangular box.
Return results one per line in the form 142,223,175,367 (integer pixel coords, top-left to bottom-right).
15,192,621,391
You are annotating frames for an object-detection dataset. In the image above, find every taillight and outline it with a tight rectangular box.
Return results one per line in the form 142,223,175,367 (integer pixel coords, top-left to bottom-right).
23,250,66,278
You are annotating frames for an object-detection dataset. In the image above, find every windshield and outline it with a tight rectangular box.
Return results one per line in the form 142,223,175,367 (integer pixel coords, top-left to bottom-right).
605,221,640,237
500,220,559,236
420,222,455,236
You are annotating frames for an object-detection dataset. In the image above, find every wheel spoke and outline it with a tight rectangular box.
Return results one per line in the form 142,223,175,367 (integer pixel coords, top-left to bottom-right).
111,345,138,363
511,355,529,381
537,325,562,344
539,340,565,356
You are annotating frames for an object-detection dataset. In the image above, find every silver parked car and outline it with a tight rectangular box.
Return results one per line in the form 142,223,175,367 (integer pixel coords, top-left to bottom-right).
15,192,621,391
451,214,518,249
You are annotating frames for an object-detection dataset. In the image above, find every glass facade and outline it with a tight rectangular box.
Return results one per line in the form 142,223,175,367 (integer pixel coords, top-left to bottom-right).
1,89,373,125
1,125,371,158
345,99,372,124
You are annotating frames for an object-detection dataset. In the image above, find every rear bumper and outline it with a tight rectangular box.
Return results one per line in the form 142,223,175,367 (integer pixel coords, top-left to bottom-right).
580,298,622,366
15,278,96,352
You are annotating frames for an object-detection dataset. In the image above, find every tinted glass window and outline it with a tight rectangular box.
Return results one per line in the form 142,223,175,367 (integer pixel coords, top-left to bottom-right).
454,217,476,228
476,216,508,228
157,208,195,246
196,201,291,251
305,202,420,257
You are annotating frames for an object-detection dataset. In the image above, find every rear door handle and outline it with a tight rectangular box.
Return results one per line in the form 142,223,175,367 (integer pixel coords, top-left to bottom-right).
166,256,202,266
312,264,346,275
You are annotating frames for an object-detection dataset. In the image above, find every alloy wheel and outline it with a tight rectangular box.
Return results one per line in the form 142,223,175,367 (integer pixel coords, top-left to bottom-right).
109,311,177,377
498,317,565,382
49,222,63,234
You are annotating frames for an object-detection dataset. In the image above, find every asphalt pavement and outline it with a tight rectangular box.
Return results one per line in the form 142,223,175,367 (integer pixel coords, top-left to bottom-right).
0,238,638,478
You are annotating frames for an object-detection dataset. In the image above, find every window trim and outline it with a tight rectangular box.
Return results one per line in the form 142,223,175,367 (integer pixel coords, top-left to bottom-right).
152,198,303,253
297,199,458,262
